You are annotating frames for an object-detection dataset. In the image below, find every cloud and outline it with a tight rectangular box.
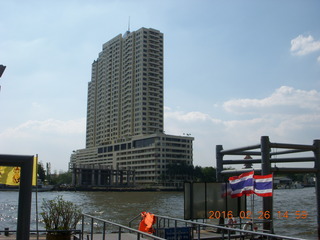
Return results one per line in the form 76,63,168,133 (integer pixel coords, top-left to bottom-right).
165,110,220,123
1,119,85,137
165,86,320,167
0,118,85,171
290,35,320,56
223,86,320,115
2,86,319,170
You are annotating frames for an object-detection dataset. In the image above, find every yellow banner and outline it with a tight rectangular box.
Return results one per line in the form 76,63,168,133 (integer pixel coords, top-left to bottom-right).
0,156,38,186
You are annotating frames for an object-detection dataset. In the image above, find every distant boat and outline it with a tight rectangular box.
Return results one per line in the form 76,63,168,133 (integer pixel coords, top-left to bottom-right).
274,181,303,189
35,184,54,192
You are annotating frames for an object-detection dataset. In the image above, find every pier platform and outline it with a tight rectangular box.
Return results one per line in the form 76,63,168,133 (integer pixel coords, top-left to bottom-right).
0,233,149,240
0,234,46,240
82,233,149,240
0,231,242,240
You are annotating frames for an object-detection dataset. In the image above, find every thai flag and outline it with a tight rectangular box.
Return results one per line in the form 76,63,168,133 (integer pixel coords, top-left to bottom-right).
228,171,254,198
229,171,273,198
254,174,273,197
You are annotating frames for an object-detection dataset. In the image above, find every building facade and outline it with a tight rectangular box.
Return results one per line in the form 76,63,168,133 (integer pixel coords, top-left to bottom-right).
70,28,193,187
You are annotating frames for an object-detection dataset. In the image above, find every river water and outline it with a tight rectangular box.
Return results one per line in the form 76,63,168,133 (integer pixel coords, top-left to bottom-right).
0,187,317,239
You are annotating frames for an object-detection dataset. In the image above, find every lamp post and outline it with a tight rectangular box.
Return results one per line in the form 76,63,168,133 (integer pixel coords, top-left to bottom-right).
0,65,6,78
0,65,6,92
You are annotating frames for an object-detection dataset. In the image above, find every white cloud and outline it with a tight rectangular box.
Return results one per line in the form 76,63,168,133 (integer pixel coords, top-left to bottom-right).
2,86,319,170
223,86,320,114
165,86,320,167
165,110,220,123
0,118,85,171
290,35,320,56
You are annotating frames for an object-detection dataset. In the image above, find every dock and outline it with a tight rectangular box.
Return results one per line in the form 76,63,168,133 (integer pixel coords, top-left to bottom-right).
0,235,46,240
0,231,245,240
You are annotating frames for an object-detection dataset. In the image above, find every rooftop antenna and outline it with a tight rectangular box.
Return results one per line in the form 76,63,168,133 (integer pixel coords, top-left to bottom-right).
128,16,131,32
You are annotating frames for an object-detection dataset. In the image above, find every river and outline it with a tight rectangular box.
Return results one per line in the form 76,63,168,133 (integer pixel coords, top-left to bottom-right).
0,187,317,239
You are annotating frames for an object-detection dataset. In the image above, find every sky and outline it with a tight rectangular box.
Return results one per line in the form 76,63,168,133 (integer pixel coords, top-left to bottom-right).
1,0,320,172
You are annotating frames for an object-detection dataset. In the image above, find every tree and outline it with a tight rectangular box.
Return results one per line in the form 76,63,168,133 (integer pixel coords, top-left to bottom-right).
201,167,216,182
49,171,72,185
38,162,46,182
166,162,193,182
192,166,217,182
193,166,204,182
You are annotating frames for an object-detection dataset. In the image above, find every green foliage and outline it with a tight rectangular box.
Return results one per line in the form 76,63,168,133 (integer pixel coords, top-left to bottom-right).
49,171,72,185
40,195,82,234
165,164,219,182
200,167,216,182
37,162,46,182
165,162,194,182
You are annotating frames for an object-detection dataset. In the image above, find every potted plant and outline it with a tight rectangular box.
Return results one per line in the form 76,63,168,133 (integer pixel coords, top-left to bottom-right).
40,195,82,240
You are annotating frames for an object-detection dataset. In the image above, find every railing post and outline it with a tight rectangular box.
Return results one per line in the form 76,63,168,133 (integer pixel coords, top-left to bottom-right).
221,226,224,239
174,220,177,239
216,145,224,182
197,224,200,240
90,218,94,240
261,136,273,233
81,215,85,240
313,139,320,240
103,222,106,240
118,226,122,239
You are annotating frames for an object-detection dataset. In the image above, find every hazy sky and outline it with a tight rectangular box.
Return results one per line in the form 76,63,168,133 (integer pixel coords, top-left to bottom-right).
1,0,319,172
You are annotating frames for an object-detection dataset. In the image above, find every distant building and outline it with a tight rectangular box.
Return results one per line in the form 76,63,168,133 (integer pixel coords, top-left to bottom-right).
70,28,193,187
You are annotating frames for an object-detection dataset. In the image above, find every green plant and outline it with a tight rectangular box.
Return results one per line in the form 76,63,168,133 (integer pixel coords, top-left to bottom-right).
40,195,82,236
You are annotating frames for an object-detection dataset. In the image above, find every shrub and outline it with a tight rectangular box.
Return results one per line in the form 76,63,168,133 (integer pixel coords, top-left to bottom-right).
40,195,82,236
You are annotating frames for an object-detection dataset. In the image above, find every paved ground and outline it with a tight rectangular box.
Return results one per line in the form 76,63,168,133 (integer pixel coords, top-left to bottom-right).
0,234,46,239
0,233,150,240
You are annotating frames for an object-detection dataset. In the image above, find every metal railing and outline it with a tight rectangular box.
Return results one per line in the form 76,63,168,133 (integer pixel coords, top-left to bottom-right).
81,213,166,240
157,214,306,240
129,214,306,240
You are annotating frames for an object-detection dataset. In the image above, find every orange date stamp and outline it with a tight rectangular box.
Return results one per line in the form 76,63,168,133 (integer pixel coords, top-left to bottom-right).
208,210,308,219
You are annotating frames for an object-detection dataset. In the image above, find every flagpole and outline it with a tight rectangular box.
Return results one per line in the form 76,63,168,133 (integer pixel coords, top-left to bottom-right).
252,193,255,231
35,155,39,240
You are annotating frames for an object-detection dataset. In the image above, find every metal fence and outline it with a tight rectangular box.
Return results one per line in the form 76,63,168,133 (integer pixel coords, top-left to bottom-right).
81,213,166,240
128,214,305,240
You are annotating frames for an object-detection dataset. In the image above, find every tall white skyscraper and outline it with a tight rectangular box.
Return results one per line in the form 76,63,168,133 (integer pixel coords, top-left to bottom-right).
70,28,193,187
86,28,163,147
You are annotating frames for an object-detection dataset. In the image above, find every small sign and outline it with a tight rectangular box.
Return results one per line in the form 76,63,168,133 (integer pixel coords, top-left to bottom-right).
156,227,191,240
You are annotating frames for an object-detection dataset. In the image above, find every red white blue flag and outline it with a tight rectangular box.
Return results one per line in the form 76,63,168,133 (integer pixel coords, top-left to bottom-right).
253,174,273,197
229,171,273,198
228,171,254,198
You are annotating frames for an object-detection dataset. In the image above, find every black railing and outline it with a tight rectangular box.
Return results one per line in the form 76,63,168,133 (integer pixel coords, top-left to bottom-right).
81,213,165,240
129,213,306,240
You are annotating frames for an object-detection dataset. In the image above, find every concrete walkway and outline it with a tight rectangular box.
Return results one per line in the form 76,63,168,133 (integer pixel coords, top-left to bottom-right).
0,234,46,240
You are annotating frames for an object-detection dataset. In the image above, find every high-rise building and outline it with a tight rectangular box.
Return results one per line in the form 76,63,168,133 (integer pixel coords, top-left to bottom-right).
70,28,193,187
86,28,164,147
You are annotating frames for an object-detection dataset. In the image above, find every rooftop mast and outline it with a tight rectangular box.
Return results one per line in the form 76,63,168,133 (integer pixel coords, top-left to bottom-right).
128,16,130,32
